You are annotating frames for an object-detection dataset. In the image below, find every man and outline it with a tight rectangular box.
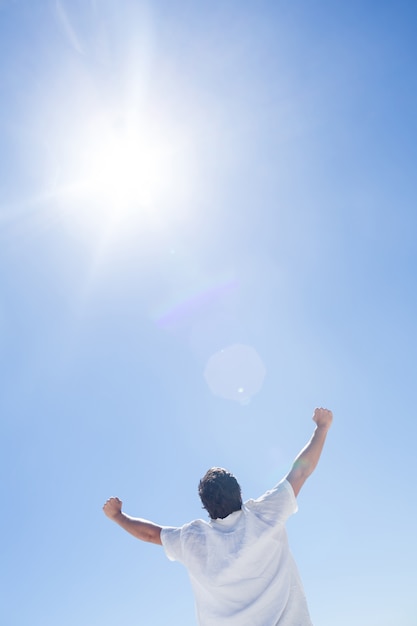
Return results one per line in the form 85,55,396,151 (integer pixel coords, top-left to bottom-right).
103,407,333,625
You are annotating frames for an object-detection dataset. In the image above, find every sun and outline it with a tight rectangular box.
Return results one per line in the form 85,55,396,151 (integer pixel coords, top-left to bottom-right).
51,105,194,246
78,111,183,212
24,14,201,260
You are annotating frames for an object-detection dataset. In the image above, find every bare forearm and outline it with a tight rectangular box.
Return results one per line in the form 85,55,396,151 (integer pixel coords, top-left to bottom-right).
286,408,333,496
103,497,163,545
292,425,329,477
111,512,162,544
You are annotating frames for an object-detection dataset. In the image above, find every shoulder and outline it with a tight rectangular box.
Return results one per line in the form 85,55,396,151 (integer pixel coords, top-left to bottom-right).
247,478,294,504
183,518,210,532
245,479,297,523
161,518,210,563
161,518,209,540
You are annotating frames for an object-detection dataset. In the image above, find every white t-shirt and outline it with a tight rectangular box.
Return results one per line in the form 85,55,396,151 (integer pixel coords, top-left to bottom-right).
161,479,313,626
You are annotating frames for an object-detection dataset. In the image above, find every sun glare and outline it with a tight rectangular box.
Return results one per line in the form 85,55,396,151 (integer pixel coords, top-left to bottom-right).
64,108,192,234
81,113,179,208
26,3,200,258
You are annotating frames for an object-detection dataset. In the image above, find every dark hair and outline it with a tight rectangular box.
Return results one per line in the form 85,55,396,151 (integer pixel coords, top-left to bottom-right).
198,467,242,520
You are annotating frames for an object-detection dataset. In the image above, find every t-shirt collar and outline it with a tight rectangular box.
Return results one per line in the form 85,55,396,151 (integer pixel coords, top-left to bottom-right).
211,509,243,526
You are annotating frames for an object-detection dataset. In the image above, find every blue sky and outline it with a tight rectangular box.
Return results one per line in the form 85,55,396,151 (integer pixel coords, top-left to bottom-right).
1,1,416,624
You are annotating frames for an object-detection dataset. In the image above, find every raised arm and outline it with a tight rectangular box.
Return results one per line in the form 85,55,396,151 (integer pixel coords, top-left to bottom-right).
286,407,333,497
103,497,162,545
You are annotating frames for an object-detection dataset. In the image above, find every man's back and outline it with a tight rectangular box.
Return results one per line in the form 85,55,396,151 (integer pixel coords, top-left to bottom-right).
161,479,313,626
103,408,333,625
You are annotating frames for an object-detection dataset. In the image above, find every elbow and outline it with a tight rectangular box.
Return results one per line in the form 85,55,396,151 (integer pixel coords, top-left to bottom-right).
143,527,162,545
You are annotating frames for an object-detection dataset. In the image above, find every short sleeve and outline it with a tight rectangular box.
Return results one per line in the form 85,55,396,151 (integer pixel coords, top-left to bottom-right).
160,526,184,562
246,479,298,525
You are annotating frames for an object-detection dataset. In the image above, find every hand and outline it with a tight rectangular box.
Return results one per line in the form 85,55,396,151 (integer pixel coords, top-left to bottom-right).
313,407,333,431
103,496,123,520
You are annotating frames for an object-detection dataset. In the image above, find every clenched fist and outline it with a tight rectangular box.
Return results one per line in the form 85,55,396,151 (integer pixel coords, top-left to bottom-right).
313,407,333,431
103,496,123,520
